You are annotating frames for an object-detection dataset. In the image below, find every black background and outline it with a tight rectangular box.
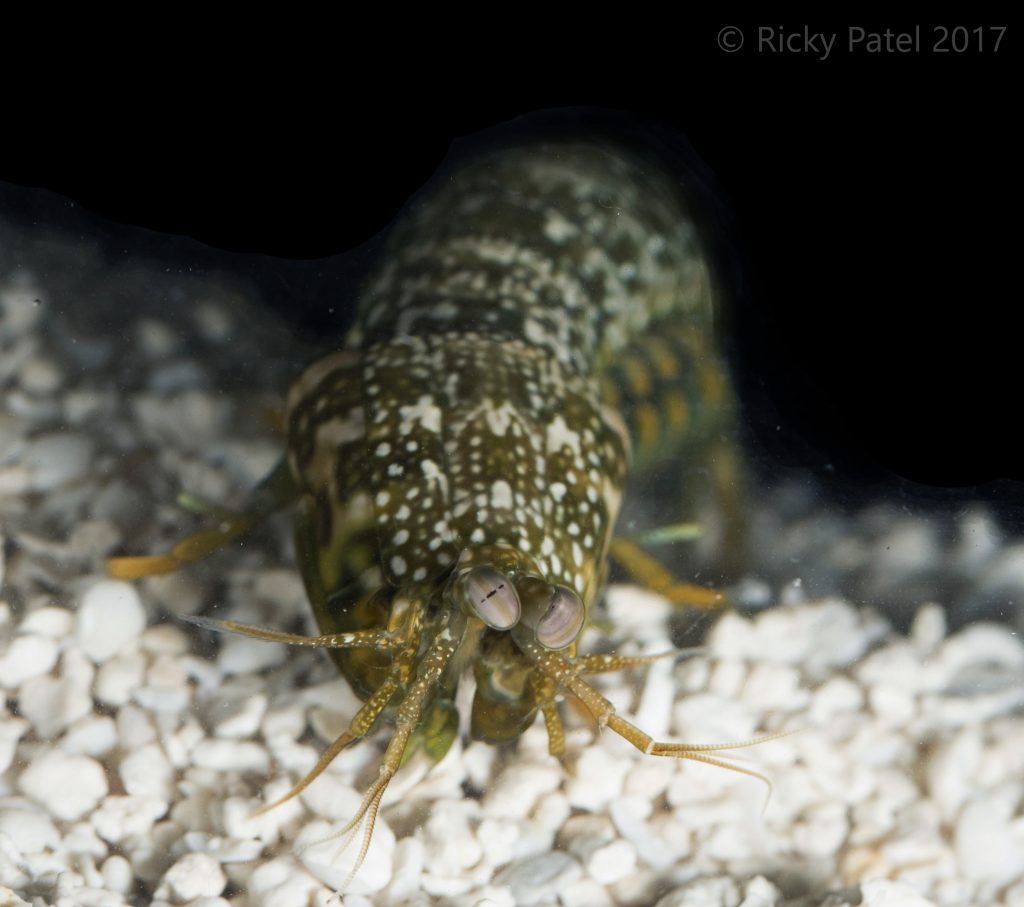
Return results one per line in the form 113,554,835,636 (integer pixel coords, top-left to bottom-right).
1,21,1017,509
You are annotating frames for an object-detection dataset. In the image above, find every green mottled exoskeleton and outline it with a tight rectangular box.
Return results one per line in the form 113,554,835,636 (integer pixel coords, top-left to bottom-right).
109,131,782,884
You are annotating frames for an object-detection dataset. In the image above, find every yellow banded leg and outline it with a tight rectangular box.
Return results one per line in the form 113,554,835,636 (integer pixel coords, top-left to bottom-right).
311,614,464,891
708,438,749,573
254,672,400,816
609,537,725,610
528,672,565,760
574,650,694,675
107,458,299,578
516,635,788,808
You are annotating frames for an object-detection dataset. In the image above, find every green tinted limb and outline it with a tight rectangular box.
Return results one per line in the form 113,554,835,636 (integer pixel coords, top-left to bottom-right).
253,668,405,816
628,522,704,545
107,458,300,579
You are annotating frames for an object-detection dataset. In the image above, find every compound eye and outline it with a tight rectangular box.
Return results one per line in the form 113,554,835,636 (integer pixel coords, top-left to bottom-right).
455,566,521,630
518,577,585,650
535,585,585,650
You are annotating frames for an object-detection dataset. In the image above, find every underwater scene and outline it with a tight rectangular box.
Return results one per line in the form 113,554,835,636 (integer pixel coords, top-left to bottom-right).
0,110,1020,907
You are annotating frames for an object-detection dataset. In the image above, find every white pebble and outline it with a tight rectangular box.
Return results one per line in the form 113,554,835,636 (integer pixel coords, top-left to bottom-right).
632,653,676,740
19,606,73,637
868,682,916,725
585,837,636,885
741,662,808,712
604,585,671,643
655,876,740,906
116,702,157,749
121,742,174,801
560,877,615,907
476,816,519,869
954,795,1021,888
0,287,45,337
63,715,118,756
77,580,147,663
132,390,229,449
207,837,263,863
19,752,108,821
566,747,628,811
1006,878,1024,907
298,774,369,823
95,652,146,705
977,543,1024,596
141,623,189,656
926,728,981,821
708,658,747,699
422,800,482,876
19,356,62,395
181,654,224,693
704,822,761,863
954,509,1001,570
297,816,395,896
859,878,939,907
792,801,849,858
144,571,206,617
938,622,1024,677
247,857,322,907
0,807,60,854
0,634,59,686
192,303,233,342
258,704,305,745
740,875,781,907
530,789,570,840
68,519,122,560
483,761,562,819
136,319,180,359
101,855,133,894
18,432,95,492
150,360,207,393
156,852,226,902
134,684,191,714
164,719,205,769
388,837,426,904
494,851,581,906
222,794,294,844
609,797,677,871
0,718,28,773
147,652,188,688
218,636,288,675
622,757,675,801
63,388,105,425
191,739,270,773
810,675,863,724
213,693,267,739
18,650,94,736
673,692,758,744
871,520,939,582
910,603,946,653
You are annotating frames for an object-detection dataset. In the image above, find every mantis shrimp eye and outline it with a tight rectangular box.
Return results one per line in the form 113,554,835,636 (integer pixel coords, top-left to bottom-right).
454,566,522,630
518,578,586,650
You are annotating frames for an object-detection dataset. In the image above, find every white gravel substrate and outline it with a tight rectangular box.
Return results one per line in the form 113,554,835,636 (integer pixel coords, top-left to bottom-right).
3,210,1024,907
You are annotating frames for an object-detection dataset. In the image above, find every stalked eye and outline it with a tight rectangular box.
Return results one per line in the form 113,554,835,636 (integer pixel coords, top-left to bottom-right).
536,586,585,649
454,566,521,630
517,577,586,650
